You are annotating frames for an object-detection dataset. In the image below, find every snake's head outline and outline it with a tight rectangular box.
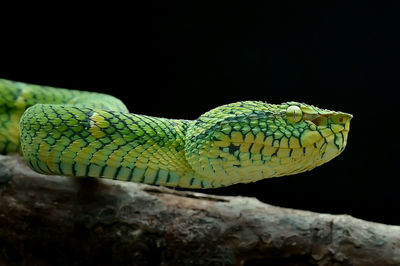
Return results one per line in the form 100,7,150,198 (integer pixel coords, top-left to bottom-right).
278,101,353,169
185,101,353,186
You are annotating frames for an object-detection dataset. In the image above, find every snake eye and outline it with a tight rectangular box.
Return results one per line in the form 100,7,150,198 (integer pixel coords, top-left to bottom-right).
286,106,302,123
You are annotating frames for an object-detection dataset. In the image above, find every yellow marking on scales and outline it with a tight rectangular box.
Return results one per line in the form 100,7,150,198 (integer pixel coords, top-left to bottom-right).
277,148,291,158
145,167,163,184
254,132,265,144
290,147,304,159
231,131,243,144
240,133,253,152
56,139,86,175
213,133,230,147
43,144,64,173
89,112,108,138
89,124,106,138
123,145,145,164
69,139,86,153
38,141,51,166
113,137,126,146
319,128,333,138
106,149,126,168
280,137,289,148
331,124,344,134
76,141,101,165
300,130,321,147
264,136,274,147
324,134,339,155
90,150,110,166
289,137,301,148
46,153,60,173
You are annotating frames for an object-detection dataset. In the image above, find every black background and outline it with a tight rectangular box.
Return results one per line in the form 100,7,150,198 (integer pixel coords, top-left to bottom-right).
1,2,399,225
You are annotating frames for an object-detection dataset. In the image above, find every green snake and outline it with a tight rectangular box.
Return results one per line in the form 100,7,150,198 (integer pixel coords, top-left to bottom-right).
0,78,352,189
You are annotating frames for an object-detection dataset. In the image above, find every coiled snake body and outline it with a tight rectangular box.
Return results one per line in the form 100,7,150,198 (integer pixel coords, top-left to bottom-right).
0,79,352,188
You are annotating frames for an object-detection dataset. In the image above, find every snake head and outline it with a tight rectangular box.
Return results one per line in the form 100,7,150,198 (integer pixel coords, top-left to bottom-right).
185,101,353,187
279,101,353,171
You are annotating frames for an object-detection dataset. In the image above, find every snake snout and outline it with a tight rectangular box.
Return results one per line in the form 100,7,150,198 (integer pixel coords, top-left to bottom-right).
310,112,352,128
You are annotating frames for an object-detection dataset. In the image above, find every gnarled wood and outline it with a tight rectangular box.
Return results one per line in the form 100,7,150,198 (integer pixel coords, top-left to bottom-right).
0,154,399,265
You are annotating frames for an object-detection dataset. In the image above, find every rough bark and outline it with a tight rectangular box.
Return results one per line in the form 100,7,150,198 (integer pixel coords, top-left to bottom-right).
0,154,399,266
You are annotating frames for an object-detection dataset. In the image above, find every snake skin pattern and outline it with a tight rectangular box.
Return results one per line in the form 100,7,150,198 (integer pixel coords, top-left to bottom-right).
0,78,352,188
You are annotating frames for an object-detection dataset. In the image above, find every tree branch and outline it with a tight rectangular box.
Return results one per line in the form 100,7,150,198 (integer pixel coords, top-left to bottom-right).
0,154,399,266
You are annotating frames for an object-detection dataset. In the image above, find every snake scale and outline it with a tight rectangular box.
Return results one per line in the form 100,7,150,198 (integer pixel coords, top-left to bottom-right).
0,78,352,189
